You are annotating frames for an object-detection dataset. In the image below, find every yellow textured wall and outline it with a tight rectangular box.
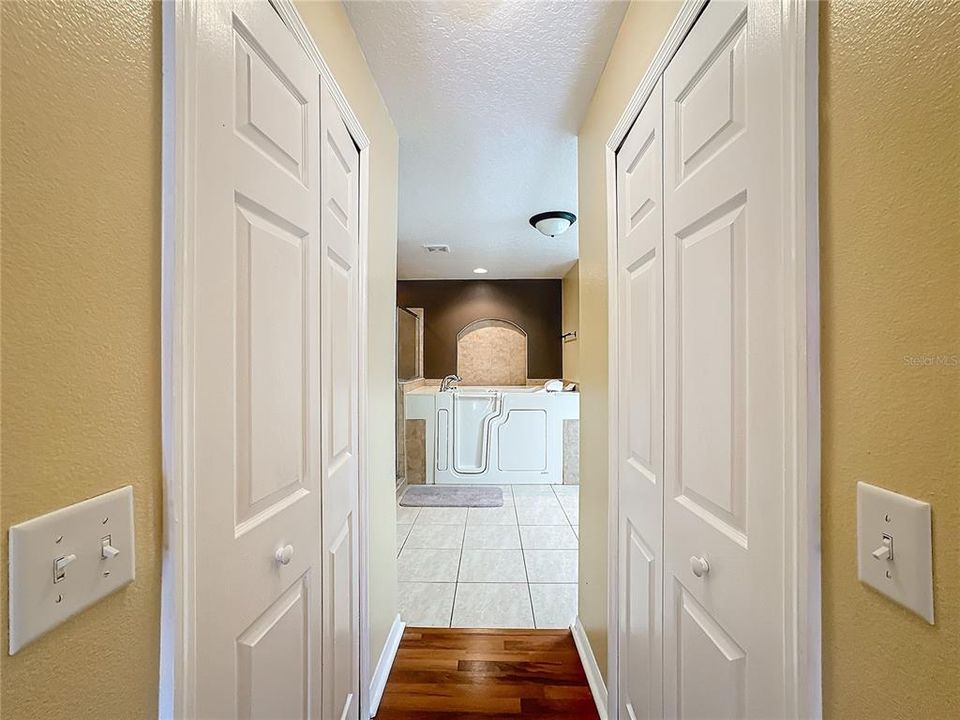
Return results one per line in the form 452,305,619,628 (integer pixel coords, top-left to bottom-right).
562,261,580,382
576,0,682,677
294,0,400,671
0,1,163,718
819,1,960,716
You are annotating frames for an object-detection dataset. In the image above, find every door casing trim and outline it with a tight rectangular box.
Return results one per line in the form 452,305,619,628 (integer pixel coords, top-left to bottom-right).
159,1,373,716
603,1,821,717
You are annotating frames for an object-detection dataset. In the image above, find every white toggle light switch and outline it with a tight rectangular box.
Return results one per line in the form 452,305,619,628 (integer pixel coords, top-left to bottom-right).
8,486,136,654
857,482,934,623
53,553,77,583
101,535,120,559
871,534,893,561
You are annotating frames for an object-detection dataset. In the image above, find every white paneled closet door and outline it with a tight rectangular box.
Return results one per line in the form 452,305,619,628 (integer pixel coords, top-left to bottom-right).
192,1,322,717
662,0,789,717
320,77,362,720
616,79,665,720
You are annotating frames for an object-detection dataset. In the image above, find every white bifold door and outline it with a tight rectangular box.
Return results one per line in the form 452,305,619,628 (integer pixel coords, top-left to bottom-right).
617,1,791,717
191,2,360,718
320,74,362,720
616,79,664,720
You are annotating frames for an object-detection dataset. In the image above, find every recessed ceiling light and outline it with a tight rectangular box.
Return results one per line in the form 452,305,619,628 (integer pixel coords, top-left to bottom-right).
473,267,488,274
529,211,577,237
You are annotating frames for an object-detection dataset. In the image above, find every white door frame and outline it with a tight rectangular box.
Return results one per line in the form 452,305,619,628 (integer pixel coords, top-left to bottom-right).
603,1,821,717
159,0,373,716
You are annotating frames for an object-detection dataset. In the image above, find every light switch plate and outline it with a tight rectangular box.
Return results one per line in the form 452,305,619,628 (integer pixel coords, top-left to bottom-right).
857,481,934,623
8,486,136,654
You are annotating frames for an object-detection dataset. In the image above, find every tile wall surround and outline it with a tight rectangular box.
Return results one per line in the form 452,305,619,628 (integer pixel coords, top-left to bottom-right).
404,419,426,485
456,319,528,386
563,419,580,485
396,377,426,488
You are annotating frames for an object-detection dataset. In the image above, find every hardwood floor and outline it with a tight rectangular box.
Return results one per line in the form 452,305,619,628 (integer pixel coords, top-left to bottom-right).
375,627,601,719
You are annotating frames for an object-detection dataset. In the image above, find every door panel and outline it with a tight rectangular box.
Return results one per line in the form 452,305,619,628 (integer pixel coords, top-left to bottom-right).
193,2,321,717
617,79,664,720
676,200,747,540
327,250,354,464
624,524,656,720
626,249,657,480
235,201,309,526
329,518,355,719
675,584,746,720
663,1,787,717
498,410,548,472
237,577,311,720
234,26,310,183
321,78,361,720
675,15,745,182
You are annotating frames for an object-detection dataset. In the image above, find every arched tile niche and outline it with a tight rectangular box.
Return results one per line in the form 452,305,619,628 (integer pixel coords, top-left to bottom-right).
456,318,527,386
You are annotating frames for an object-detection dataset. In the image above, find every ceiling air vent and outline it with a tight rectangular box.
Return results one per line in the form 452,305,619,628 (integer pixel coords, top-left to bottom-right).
423,244,450,254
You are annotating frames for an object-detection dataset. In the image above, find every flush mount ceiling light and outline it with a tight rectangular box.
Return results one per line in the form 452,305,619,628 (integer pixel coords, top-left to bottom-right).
473,267,488,274
529,211,577,238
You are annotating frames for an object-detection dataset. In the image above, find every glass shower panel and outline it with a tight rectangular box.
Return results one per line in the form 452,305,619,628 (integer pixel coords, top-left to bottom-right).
397,307,419,381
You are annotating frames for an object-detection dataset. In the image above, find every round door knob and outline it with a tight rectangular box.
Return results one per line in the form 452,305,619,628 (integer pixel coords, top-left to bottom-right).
689,555,710,578
275,544,295,566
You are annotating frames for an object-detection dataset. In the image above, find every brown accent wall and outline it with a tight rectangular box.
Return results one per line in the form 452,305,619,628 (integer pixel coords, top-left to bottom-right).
397,280,563,380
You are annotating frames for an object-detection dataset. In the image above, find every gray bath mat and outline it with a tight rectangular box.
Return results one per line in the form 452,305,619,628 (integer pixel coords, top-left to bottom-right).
400,485,503,508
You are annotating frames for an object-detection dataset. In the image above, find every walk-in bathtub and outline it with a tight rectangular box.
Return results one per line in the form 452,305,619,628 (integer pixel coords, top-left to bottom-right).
404,385,579,484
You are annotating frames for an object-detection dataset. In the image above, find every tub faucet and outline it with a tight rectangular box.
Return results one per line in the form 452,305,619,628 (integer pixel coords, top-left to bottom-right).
440,374,462,392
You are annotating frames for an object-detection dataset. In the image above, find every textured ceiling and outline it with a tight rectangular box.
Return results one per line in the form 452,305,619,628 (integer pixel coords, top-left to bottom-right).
344,1,628,279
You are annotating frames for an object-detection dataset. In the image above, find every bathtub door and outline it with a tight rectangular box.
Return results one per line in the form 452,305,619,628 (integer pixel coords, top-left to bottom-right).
452,391,499,474
616,77,664,720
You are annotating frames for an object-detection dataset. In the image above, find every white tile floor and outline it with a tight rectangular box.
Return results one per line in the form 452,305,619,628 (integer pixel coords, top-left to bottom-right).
396,484,579,629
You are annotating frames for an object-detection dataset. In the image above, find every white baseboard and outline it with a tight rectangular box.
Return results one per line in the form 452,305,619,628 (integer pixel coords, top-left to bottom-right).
368,613,405,717
571,617,608,720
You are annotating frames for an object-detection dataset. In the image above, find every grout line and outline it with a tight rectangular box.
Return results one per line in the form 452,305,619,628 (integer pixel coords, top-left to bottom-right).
555,487,579,528
448,582,459,629
513,486,538,629
396,524,410,558
543,486,581,627
449,512,469,628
